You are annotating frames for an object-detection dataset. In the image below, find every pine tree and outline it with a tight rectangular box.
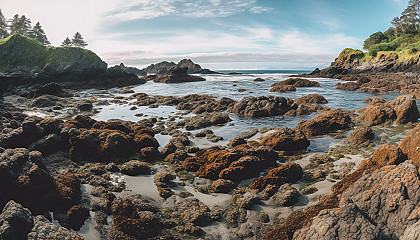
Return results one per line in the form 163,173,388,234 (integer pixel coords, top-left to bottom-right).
61,37,72,47
8,14,19,35
29,22,50,45
71,32,87,48
16,15,32,35
0,9,8,38
391,17,403,36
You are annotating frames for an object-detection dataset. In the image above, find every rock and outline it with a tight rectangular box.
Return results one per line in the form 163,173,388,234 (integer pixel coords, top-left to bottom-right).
66,116,158,162
269,85,296,92
348,126,374,145
111,195,162,239
296,161,420,240
208,179,236,193
228,137,247,148
28,133,64,155
238,191,260,209
140,147,161,162
29,94,68,108
259,127,310,151
272,184,300,207
294,94,328,105
67,204,90,231
0,200,34,240
254,78,265,82
175,198,218,236
229,96,296,118
358,95,419,125
120,160,151,176
153,171,175,187
153,67,206,83
76,102,93,111
400,123,420,167
271,78,320,88
117,63,147,76
51,172,82,210
218,156,264,182
296,109,352,136
28,215,83,240
183,112,231,130
190,146,277,181
249,163,303,190
0,148,55,213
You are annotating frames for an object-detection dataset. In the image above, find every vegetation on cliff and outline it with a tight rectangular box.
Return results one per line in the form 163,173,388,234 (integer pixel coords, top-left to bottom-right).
0,34,106,74
334,0,420,67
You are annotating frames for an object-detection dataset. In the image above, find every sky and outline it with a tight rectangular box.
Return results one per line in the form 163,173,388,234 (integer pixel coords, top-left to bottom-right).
0,0,410,70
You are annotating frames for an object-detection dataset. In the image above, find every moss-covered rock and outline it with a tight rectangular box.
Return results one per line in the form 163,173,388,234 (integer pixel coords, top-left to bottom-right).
0,34,107,81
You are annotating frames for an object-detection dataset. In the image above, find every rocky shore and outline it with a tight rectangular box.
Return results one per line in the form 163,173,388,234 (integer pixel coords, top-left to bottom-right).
2,34,420,240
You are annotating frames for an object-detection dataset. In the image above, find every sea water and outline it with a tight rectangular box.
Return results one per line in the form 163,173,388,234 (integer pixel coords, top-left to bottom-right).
85,70,402,152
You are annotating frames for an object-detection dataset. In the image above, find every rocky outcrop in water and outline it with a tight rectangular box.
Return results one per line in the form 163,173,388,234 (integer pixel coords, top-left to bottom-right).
270,78,320,93
143,59,218,74
153,67,206,83
348,126,374,145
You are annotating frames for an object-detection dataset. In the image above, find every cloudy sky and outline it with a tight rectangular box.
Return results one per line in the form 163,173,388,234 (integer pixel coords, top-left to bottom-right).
0,0,408,70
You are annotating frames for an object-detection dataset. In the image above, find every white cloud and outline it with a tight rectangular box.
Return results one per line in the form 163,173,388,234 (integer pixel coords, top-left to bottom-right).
94,27,362,69
107,0,271,21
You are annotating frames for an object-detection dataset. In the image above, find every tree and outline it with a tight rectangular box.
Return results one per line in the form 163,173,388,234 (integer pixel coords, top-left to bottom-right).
15,15,31,35
363,31,387,50
8,14,19,35
71,32,87,48
401,0,420,32
0,9,8,38
61,37,72,47
391,17,404,37
28,22,50,45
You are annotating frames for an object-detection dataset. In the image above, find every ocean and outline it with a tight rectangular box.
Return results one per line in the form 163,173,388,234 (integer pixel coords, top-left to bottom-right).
83,70,401,152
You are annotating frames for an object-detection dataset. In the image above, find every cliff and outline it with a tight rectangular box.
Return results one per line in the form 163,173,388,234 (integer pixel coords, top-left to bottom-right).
0,34,107,81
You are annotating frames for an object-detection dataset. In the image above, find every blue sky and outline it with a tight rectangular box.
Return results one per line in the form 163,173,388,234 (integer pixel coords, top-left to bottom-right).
0,0,409,70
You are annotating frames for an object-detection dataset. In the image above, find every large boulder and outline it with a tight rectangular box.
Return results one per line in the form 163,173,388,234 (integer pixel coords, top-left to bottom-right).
348,126,374,145
229,96,296,118
400,123,420,167
249,162,303,190
153,67,206,83
358,95,419,125
259,127,310,151
296,109,352,136
271,78,320,88
294,94,328,105
295,161,420,240
111,195,162,239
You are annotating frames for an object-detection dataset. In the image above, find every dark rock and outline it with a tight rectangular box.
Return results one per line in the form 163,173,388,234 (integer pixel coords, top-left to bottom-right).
153,67,206,83
120,160,151,176
294,94,328,105
229,96,296,118
0,200,34,240
67,204,90,231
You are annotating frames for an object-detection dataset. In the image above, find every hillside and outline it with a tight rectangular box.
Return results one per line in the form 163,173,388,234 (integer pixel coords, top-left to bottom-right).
0,34,107,81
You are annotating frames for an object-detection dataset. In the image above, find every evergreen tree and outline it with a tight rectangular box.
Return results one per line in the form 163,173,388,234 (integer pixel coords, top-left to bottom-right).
71,32,87,48
8,14,19,35
16,15,32,35
0,9,8,38
61,37,72,47
28,22,50,45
